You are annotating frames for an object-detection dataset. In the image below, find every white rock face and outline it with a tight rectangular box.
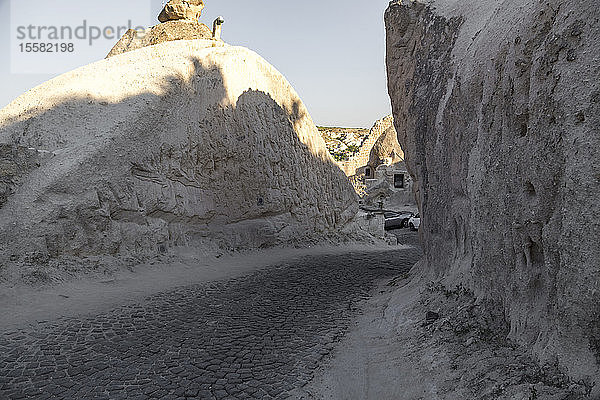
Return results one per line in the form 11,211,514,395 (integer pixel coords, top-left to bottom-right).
386,0,600,387
0,40,358,268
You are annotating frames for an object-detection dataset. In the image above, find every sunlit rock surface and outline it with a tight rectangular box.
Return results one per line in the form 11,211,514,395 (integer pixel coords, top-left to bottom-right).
158,0,205,23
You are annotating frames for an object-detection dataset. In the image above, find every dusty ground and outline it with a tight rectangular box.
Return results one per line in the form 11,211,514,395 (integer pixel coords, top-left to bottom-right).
297,232,591,399
0,243,406,330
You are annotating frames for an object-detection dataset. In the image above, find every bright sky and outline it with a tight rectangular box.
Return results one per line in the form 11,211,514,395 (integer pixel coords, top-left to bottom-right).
0,0,392,127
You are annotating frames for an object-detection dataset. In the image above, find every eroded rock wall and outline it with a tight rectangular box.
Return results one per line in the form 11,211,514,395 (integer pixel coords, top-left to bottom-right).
338,115,394,176
386,0,600,386
0,40,358,272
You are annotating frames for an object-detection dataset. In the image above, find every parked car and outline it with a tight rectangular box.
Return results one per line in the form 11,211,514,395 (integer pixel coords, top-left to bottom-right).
384,210,414,230
408,214,421,231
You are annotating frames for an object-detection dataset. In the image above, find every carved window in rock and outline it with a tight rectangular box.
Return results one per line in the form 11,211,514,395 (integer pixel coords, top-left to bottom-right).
365,167,372,178
394,173,405,189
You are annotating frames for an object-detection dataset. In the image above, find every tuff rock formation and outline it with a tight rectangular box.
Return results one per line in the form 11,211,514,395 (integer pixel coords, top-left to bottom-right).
107,0,215,58
338,115,395,177
106,21,213,58
0,40,358,277
386,0,600,389
158,0,204,23
368,125,404,168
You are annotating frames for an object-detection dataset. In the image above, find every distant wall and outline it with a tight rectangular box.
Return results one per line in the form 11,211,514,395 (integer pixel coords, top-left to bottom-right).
338,115,394,176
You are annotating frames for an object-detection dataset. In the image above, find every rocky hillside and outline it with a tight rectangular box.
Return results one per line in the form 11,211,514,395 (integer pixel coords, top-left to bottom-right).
317,126,369,162
386,0,600,392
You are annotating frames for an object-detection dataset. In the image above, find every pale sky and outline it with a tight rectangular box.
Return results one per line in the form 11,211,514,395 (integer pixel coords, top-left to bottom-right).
0,0,392,127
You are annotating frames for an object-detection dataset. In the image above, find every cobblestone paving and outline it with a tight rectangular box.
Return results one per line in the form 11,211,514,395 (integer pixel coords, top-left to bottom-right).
0,247,422,400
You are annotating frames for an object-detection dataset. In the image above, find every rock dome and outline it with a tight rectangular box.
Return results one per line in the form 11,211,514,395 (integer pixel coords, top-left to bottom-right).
0,40,358,270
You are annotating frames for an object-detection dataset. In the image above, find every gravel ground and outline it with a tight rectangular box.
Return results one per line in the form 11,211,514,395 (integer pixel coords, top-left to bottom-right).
0,244,422,400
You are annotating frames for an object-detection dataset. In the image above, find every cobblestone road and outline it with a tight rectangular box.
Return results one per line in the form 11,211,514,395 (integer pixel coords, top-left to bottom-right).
0,246,422,400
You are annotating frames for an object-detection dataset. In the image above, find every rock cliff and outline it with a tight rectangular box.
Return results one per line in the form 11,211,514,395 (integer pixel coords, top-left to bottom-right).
0,40,358,278
338,115,395,177
368,125,404,168
386,0,600,388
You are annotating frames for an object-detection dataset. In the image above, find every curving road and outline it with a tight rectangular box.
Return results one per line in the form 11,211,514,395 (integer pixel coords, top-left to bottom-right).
0,245,421,400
